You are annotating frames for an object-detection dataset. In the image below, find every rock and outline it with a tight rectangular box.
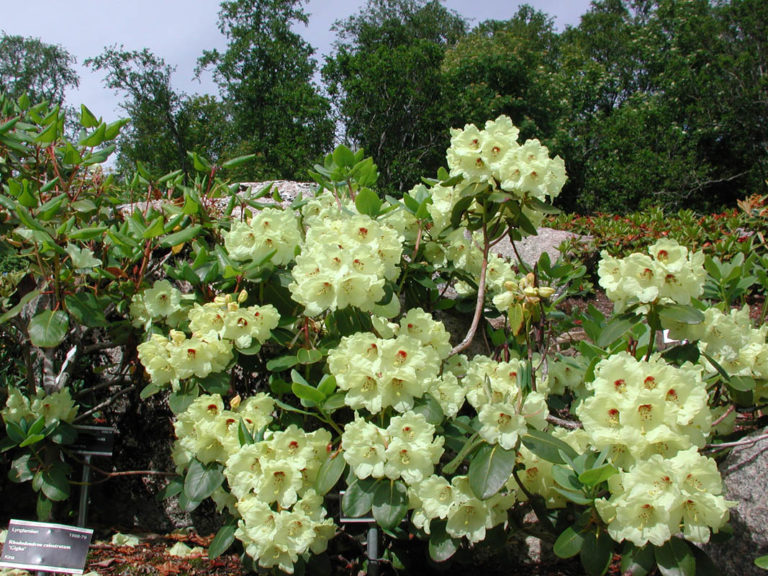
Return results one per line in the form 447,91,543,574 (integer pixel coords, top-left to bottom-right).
706,427,768,575
491,228,592,268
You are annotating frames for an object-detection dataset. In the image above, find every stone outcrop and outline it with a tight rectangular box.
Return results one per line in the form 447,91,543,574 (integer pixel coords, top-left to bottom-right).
706,428,768,575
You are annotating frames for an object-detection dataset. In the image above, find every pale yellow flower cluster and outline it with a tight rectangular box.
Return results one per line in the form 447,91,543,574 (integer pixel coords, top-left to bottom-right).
598,239,706,312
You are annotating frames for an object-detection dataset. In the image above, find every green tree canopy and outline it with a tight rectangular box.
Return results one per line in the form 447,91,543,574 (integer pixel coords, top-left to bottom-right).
0,33,78,105
198,0,333,180
86,46,228,178
323,0,467,192
441,5,564,149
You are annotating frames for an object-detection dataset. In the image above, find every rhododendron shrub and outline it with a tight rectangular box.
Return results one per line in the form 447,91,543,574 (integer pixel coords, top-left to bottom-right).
4,105,756,576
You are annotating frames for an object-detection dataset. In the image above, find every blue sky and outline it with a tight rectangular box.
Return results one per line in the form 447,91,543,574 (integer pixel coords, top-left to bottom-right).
3,0,593,121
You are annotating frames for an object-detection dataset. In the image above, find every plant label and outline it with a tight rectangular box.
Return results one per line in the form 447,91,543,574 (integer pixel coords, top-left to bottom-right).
72,425,115,457
0,519,93,574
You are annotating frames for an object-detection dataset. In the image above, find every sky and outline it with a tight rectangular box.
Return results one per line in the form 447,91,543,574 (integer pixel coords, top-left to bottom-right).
2,0,593,123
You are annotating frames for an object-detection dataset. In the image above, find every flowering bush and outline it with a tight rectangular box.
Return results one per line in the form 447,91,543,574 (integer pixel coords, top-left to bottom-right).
2,100,763,575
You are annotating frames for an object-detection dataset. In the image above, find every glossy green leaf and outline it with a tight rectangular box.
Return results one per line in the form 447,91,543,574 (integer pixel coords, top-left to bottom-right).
10,454,34,482
80,104,99,128
184,459,224,503
342,477,377,518
79,123,106,147
580,530,613,576
208,517,237,559
355,187,382,217
522,429,579,464
292,381,325,405
314,451,346,495
28,310,69,347
41,465,70,501
221,154,256,169
0,289,41,324
372,479,408,530
428,521,459,562
658,304,705,325
296,347,323,365
597,317,635,347
65,293,108,328
159,225,202,248
755,555,768,569
620,543,655,576
36,494,53,521
655,537,696,576
468,443,517,499
554,526,585,559
578,463,618,487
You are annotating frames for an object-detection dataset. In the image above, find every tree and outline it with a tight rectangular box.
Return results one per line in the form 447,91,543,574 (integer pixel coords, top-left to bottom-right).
87,47,227,178
323,0,467,192
198,0,333,180
441,6,564,150
555,0,768,212
0,33,78,105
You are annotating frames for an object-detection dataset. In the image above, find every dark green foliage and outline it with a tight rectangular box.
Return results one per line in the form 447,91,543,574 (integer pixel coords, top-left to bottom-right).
86,47,228,178
323,0,467,193
199,0,334,180
0,33,78,105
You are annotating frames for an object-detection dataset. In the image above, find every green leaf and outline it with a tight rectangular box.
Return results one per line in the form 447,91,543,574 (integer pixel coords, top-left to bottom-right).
658,304,705,325
655,537,696,576
411,394,445,426
79,123,106,147
65,293,108,328
620,543,655,576
208,517,237,559
68,226,107,240
238,419,254,446
554,526,585,559
332,144,355,168
266,354,298,372
41,465,70,501
355,188,382,217
5,421,25,444
597,317,635,347
342,477,377,518
580,530,613,576
292,381,325,405
578,463,618,487
188,152,212,172
36,119,59,144
314,451,346,495
50,422,77,445
468,443,517,500
10,454,34,482
428,521,459,562
317,374,337,397
522,429,579,465
36,494,53,521
220,154,256,169
755,555,768,569
80,105,99,128
159,225,202,248
372,480,408,530
184,459,224,502
19,433,45,448
156,476,184,501
28,310,69,347
0,289,41,324
199,371,230,395
296,348,323,365
140,383,161,400
169,387,198,415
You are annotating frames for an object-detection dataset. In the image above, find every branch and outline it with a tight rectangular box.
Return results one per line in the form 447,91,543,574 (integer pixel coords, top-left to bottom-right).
450,229,490,355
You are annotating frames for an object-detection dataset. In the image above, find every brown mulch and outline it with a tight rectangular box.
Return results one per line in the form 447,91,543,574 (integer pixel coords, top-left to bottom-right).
79,529,595,576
